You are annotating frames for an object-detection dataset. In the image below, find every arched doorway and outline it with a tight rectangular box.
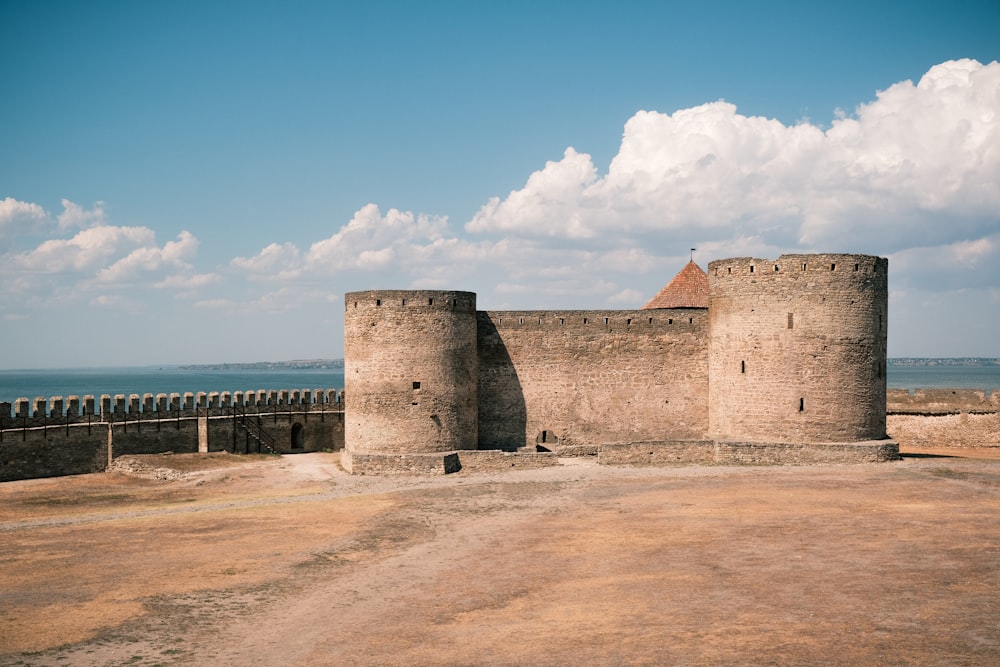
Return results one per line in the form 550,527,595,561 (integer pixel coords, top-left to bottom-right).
291,423,305,450
535,429,558,452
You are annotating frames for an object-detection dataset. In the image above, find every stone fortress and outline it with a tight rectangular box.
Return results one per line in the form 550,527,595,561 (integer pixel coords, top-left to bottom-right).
342,253,900,474
6,251,997,483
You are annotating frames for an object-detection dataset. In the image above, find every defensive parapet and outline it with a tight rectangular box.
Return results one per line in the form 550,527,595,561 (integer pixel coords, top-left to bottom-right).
4,389,344,419
344,290,478,457
0,387,345,482
707,254,888,444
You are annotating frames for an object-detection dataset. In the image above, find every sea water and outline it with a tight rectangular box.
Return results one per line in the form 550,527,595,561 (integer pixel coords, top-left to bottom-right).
1,363,998,406
0,366,346,405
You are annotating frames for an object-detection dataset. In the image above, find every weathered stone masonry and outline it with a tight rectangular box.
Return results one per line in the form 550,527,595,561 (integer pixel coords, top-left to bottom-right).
0,389,344,482
343,253,898,474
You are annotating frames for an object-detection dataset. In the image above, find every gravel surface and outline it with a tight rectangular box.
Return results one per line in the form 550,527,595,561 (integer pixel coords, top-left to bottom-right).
2,448,998,666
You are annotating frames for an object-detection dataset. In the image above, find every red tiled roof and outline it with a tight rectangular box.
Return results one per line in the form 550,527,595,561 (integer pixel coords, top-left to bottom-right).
642,260,709,309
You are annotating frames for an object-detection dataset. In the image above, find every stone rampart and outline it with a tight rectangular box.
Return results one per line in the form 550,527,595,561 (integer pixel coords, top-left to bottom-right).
0,387,344,482
887,388,997,414
886,387,999,449
477,308,708,451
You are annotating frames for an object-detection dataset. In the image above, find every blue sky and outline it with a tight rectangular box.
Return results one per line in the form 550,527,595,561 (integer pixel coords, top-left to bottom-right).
2,0,999,368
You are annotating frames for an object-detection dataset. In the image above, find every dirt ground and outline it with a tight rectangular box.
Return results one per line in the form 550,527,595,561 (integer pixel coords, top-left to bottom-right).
1,447,998,666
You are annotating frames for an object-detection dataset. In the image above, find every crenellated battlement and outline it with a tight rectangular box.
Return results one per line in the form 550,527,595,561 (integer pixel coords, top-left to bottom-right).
708,253,886,283
2,388,345,420
346,289,477,314
484,308,706,330
0,386,347,482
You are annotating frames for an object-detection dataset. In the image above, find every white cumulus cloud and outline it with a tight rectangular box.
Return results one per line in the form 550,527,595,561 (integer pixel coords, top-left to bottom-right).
467,59,1000,258
0,197,49,243
96,230,199,282
57,199,106,230
15,225,155,274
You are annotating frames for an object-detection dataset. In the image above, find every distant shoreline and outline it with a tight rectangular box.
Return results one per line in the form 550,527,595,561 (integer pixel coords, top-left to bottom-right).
177,359,344,371
888,358,1000,367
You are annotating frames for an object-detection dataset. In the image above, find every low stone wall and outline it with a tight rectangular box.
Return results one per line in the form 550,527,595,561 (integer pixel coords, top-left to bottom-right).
888,412,1000,449
887,388,998,414
341,451,461,475
715,440,900,464
341,449,559,475
455,449,558,472
598,440,899,466
343,439,898,475
554,444,599,457
598,441,716,466
886,387,999,449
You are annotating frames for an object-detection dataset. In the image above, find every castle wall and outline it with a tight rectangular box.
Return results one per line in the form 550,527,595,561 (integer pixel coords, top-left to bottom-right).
344,290,478,454
0,390,344,482
887,388,999,449
477,308,709,450
708,254,888,444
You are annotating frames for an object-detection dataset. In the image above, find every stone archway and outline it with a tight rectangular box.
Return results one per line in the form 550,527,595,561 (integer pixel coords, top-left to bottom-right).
535,429,558,452
291,423,305,450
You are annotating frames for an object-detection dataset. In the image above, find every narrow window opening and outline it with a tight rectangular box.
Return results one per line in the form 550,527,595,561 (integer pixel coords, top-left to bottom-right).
583,317,588,324
559,318,564,325
353,301,357,308
518,317,524,325
750,265,755,273
453,299,457,307
428,298,434,305
689,317,693,324
412,381,421,390
648,317,653,324
538,317,543,324
668,318,673,325
801,263,807,271
604,317,609,325
401,298,407,305
799,397,805,412
774,264,780,272
375,299,381,306
831,263,836,271
741,360,746,374
627,318,632,326
727,267,732,274
854,263,860,272
498,317,502,325
787,313,794,329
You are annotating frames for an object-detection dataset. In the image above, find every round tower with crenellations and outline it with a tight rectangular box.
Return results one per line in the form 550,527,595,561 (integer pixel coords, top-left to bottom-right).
344,290,478,455
707,254,888,444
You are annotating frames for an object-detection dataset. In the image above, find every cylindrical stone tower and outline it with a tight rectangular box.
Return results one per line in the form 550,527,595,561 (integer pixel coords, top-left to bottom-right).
708,254,888,444
344,290,478,454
